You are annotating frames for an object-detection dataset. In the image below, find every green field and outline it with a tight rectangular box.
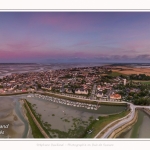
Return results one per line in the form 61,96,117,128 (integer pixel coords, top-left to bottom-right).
25,100,51,138
133,80,150,85
24,104,44,138
108,71,125,77
0,92,28,96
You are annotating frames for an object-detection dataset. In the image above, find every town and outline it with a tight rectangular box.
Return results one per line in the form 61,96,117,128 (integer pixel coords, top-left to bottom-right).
0,66,124,101
0,65,150,105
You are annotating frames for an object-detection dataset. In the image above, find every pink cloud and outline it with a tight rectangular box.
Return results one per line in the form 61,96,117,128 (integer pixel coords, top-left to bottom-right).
30,13,104,32
72,41,91,47
120,39,150,56
7,41,41,50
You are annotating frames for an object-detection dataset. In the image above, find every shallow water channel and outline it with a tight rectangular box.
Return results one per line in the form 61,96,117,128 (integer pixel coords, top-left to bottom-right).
118,110,150,138
0,94,127,138
0,95,29,138
25,94,127,138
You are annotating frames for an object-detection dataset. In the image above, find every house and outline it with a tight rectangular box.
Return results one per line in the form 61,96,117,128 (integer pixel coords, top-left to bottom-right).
22,89,27,92
102,95,108,99
110,94,121,101
97,85,101,90
41,86,52,91
66,88,73,94
75,88,88,95
96,91,103,98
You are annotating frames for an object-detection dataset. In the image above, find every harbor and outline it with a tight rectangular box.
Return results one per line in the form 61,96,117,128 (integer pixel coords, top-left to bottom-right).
27,94,101,110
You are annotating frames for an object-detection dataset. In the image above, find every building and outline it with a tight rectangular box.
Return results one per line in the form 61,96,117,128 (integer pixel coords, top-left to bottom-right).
123,79,127,85
66,88,73,94
110,93,121,101
97,85,101,90
75,88,88,95
96,91,103,98
41,86,52,91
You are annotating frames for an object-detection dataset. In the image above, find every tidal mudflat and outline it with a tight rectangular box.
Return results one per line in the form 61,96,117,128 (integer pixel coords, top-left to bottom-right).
26,95,126,138
0,63,106,79
0,97,25,138
0,94,126,138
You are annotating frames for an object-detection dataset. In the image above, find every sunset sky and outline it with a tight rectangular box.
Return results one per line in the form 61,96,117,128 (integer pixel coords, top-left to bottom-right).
0,12,150,63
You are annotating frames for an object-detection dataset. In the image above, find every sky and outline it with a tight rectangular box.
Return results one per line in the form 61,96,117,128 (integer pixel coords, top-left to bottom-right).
0,12,150,63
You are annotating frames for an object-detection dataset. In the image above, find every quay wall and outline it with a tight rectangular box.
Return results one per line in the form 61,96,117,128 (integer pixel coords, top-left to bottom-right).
108,110,138,138
143,108,150,116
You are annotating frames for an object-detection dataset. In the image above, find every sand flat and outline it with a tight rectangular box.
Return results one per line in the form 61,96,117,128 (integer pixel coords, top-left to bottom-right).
27,97,100,133
0,97,25,138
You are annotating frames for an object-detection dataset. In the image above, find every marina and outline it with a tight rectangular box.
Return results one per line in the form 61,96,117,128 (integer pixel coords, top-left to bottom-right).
27,94,101,110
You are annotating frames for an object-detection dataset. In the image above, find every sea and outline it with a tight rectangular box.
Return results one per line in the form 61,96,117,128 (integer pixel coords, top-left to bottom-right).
0,63,108,79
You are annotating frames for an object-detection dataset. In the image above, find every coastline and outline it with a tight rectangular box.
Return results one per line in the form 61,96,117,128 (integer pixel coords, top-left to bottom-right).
0,98,25,138
23,99,49,138
143,108,150,116
0,93,149,138
0,109,25,138
19,100,33,138
108,110,138,138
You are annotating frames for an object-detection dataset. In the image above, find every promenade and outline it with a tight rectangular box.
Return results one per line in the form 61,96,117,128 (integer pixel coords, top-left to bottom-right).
95,103,150,138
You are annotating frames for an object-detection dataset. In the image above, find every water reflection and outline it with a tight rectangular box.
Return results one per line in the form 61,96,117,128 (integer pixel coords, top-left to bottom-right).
118,110,150,138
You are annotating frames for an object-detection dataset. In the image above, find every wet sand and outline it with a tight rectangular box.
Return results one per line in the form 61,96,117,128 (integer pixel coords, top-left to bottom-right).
27,95,126,136
0,97,25,138
27,97,99,132
20,100,33,138
0,94,126,138
0,63,107,79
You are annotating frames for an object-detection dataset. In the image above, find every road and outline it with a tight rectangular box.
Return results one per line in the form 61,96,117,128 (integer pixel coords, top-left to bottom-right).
95,102,150,138
23,100,49,138
90,84,97,100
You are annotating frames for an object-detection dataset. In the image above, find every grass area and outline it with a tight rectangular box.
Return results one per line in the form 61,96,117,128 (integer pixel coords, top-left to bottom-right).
98,101,127,106
24,98,127,138
108,71,125,77
24,99,95,138
25,100,87,138
25,100,51,137
132,80,150,84
83,110,130,138
24,104,44,138
0,92,28,96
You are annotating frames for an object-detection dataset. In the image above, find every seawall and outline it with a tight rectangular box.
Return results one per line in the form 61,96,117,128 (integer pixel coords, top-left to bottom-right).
108,109,138,138
143,108,150,116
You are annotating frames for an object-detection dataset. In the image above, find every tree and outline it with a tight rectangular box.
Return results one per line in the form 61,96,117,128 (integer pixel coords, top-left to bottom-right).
37,83,41,89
